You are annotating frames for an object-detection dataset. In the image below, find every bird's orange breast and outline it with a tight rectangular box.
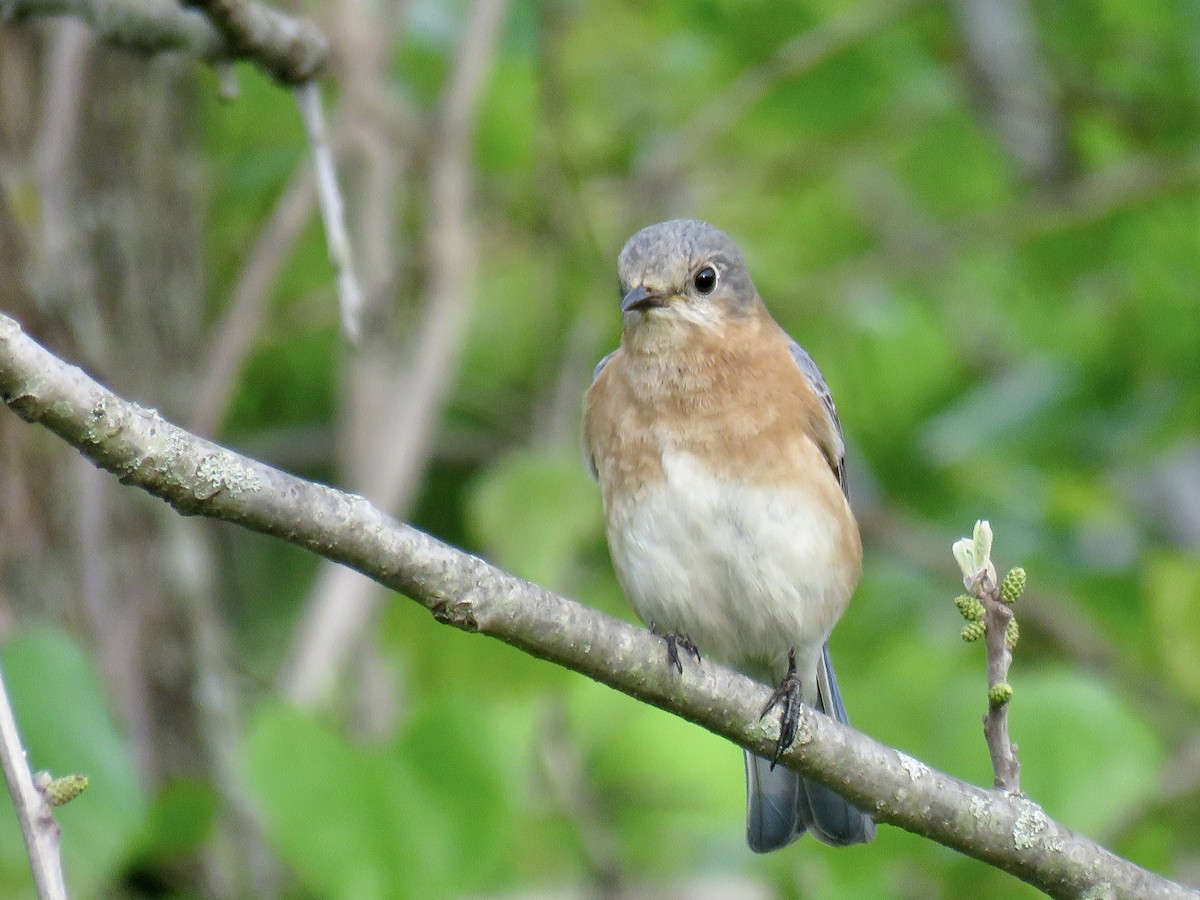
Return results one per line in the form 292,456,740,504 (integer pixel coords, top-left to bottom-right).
583,310,842,505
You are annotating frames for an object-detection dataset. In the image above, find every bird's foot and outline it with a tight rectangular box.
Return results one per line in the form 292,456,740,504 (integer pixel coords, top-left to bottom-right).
761,648,802,769
652,626,701,674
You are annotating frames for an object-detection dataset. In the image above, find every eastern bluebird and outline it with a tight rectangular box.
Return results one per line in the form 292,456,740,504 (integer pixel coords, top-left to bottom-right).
582,219,875,852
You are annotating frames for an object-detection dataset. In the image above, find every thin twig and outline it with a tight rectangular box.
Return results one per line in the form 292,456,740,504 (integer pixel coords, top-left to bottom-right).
954,522,1020,791
0,658,68,900
979,574,1019,790
294,80,363,344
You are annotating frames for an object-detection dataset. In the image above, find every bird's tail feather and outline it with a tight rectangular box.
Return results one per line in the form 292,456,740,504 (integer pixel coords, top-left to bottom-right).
744,644,876,852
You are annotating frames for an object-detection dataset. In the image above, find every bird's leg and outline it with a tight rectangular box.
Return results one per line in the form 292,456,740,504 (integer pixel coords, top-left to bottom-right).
761,647,803,769
650,625,701,674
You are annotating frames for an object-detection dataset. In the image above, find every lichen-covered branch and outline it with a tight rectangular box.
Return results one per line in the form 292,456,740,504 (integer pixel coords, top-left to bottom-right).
4,0,327,83
0,312,1194,900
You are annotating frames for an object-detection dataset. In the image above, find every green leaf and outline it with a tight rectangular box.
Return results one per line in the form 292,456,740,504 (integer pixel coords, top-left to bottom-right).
244,703,448,900
245,697,530,899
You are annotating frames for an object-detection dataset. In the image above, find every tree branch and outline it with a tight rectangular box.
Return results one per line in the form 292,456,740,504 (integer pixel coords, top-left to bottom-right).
0,311,1195,900
4,0,327,83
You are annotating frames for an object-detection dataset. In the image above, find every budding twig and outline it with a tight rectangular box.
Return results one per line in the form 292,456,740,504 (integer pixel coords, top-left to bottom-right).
953,520,1025,792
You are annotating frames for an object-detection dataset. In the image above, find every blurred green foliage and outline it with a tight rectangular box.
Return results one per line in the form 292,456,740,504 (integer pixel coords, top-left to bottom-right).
4,0,1200,896
0,632,145,898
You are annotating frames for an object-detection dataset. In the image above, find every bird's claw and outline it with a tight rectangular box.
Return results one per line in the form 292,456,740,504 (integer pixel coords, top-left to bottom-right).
654,628,701,674
761,648,802,769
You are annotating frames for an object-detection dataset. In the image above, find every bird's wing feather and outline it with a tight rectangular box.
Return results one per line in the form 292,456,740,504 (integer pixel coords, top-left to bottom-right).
582,351,617,481
786,340,848,498
591,350,616,385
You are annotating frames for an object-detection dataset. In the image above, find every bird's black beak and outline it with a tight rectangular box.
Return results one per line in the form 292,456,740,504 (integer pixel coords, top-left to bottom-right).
621,284,665,313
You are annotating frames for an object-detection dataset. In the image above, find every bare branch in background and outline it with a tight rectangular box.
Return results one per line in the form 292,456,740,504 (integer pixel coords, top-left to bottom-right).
189,165,317,437
5,0,327,83
162,513,282,896
1,313,1195,900
536,705,625,892
30,20,99,358
951,0,1068,188
282,0,511,707
806,149,1200,295
638,0,934,182
294,81,363,343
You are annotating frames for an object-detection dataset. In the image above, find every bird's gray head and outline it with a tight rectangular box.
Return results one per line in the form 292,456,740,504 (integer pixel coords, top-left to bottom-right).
616,220,759,331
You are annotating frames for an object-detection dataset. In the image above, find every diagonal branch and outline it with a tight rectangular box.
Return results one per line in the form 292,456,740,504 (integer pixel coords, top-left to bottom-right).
637,0,933,180
1,314,1195,900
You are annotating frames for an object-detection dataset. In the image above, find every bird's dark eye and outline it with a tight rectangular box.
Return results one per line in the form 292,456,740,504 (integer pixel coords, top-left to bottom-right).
693,266,717,295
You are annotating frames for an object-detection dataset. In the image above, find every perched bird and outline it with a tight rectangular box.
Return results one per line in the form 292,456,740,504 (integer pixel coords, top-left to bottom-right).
582,219,875,852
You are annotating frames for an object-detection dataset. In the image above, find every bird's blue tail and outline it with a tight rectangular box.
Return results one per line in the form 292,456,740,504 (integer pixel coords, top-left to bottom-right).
744,644,875,851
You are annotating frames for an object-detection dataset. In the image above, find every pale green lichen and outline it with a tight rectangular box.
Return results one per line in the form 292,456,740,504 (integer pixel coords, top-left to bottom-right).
48,400,75,419
968,795,991,821
1012,801,1053,850
193,452,262,501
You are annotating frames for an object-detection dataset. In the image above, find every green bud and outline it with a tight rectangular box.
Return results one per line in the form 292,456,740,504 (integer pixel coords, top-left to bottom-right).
44,774,89,807
954,594,985,621
1001,567,1026,604
961,621,985,643
1005,617,1019,650
988,683,1014,705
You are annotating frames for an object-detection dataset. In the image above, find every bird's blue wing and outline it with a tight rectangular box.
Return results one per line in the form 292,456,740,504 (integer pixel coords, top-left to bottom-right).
591,350,616,385
583,351,617,481
786,340,848,498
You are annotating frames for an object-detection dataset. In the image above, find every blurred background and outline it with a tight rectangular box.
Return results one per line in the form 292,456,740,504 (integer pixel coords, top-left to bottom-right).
1,0,1199,896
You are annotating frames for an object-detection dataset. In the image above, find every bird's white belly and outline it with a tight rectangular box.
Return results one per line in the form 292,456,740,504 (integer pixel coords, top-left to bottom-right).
604,451,853,683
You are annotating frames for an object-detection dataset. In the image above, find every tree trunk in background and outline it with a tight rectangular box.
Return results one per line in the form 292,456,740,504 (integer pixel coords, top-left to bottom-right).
0,23,274,896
